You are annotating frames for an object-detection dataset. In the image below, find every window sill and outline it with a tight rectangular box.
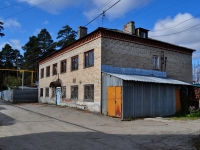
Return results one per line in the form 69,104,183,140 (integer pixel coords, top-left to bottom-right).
84,65,94,69
60,72,66,74
71,69,78,72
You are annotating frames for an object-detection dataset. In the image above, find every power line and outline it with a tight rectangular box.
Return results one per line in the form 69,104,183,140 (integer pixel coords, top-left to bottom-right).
150,12,200,32
150,22,200,37
111,0,162,28
79,0,113,26
3,0,52,19
0,0,30,10
134,0,189,23
84,0,121,27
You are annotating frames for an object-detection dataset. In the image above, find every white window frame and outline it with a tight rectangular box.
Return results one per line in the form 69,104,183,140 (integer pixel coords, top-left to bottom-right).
153,56,159,69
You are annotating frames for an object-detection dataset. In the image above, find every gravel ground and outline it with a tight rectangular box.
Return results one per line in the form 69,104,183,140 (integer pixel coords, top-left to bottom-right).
0,99,200,150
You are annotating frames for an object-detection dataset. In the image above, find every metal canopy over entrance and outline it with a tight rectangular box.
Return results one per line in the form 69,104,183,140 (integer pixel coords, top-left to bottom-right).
49,81,61,88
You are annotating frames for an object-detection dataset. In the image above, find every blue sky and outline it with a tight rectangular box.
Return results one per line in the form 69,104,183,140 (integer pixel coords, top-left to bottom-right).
0,0,200,63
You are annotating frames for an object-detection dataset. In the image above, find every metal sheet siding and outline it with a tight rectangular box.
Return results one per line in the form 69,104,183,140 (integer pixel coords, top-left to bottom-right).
123,81,176,119
102,73,122,115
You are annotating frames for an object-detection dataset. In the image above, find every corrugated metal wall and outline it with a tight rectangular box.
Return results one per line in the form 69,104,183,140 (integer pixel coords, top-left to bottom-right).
13,89,38,103
123,81,176,119
101,73,122,115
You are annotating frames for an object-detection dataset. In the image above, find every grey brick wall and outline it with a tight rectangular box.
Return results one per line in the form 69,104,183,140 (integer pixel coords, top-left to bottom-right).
101,38,192,83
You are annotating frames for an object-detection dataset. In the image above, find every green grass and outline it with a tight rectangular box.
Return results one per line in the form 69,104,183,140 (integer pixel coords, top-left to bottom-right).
167,111,200,120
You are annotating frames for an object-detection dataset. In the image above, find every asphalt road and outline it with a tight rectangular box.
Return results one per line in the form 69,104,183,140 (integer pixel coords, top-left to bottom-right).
0,99,200,150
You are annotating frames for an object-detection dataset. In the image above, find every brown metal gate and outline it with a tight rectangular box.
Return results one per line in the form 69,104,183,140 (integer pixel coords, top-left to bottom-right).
107,86,122,118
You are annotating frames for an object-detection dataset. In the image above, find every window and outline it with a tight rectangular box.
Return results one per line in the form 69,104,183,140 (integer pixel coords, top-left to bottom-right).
140,31,146,38
52,87,56,97
40,88,43,97
153,56,159,69
46,66,50,77
41,68,44,78
60,60,66,73
45,87,49,97
85,50,94,68
62,86,66,98
52,63,57,75
71,85,78,99
71,55,78,71
84,84,94,102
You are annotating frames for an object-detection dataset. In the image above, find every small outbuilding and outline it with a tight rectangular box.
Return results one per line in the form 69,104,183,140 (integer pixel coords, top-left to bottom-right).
101,66,190,119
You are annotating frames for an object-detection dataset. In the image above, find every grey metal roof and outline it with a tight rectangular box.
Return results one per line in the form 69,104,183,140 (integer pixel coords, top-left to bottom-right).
104,72,190,85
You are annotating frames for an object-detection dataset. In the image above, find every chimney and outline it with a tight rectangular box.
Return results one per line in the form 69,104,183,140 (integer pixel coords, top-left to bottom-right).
78,26,87,39
123,21,135,35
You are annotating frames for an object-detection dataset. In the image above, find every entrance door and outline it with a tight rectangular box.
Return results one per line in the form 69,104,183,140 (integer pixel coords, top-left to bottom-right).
176,89,181,112
107,86,122,118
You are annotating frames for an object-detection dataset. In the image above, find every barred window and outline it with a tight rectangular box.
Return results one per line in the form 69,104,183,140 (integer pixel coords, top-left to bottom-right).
52,63,57,75
46,66,50,77
84,84,94,102
71,85,78,99
52,87,56,97
45,87,49,97
60,60,66,73
85,50,94,68
62,86,66,98
71,55,78,71
41,68,44,78
40,88,43,97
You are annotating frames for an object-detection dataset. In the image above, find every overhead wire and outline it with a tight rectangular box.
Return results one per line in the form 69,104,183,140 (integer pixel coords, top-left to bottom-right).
0,0,30,10
3,0,52,19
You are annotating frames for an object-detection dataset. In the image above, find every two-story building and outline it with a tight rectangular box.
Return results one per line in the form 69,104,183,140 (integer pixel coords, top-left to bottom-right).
38,21,195,119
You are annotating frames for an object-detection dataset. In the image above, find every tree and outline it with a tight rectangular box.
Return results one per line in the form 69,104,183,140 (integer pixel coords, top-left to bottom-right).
193,62,200,83
3,76,21,89
0,21,5,37
0,44,15,69
56,25,77,49
38,29,56,55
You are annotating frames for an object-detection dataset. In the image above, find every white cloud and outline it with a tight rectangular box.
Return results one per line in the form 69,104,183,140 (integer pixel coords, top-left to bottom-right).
10,39,21,50
1,18,21,32
0,39,21,51
43,20,49,25
149,13,200,60
18,0,82,14
84,0,148,20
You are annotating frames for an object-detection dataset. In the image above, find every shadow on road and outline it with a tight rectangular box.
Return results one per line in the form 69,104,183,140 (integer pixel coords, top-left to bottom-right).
0,132,198,150
0,105,15,126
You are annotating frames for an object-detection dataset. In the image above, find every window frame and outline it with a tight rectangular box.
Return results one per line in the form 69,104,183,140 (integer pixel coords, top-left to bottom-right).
40,68,44,78
45,87,49,97
71,85,78,99
60,59,67,73
71,55,78,71
46,66,50,77
84,84,94,102
62,86,66,98
52,63,57,76
153,55,160,70
84,50,94,68
51,87,56,98
40,88,43,97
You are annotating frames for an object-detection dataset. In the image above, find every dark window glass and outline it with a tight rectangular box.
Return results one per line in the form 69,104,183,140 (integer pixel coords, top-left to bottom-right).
60,60,66,73
45,87,49,97
40,88,43,97
71,56,78,71
52,87,56,97
71,86,78,99
62,86,66,98
46,66,50,77
41,68,44,78
52,63,57,75
85,50,94,68
84,84,94,102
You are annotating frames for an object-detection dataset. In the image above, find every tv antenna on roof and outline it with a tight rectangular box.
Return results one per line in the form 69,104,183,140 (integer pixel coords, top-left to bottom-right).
84,0,121,27
102,10,105,27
